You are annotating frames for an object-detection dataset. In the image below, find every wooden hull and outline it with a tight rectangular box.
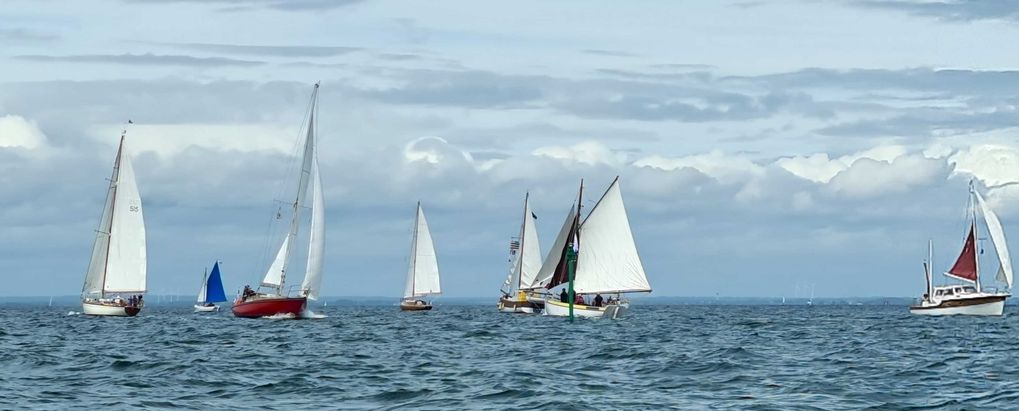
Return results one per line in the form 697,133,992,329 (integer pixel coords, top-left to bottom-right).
232,296,306,318
543,299,628,319
400,300,432,311
910,294,1008,316
82,301,141,317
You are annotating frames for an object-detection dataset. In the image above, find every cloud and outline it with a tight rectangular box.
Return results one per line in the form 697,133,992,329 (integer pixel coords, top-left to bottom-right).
160,43,360,57
0,115,47,150
635,151,765,185
0,28,59,43
532,141,627,168
776,145,909,183
122,0,366,11
853,0,1019,22
13,53,264,67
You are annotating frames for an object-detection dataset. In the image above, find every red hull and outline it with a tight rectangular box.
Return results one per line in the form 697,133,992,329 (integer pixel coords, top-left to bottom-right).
231,296,306,318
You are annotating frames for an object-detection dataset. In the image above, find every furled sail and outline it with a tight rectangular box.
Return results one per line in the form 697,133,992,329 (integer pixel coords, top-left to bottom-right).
573,177,651,294
102,139,147,294
975,191,1013,289
538,206,578,290
946,223,978,283
301,159,326,300
405,203,441,298
205,261,228,303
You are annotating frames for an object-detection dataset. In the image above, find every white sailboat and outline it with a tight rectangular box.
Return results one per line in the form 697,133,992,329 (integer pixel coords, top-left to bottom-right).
81,134,147,317
194,261,228,312
401,202,441,311
497,192,545,313
910,183,1012,316
541,177,652,319
233,83,326,318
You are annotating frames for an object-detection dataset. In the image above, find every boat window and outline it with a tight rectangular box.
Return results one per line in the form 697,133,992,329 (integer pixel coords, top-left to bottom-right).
963,286,976,293
945,289,954,296
935,290,944,296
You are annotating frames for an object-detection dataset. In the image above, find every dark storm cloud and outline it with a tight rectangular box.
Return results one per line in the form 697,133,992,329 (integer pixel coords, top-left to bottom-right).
853,0,1019,22
14,53,264,67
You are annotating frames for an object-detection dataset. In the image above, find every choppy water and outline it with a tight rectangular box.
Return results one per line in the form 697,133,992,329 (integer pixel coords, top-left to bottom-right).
3,304,1019,409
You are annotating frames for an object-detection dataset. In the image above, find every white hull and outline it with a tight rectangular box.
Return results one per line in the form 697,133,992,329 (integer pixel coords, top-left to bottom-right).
543,299,629,319
910,299,1005,316
497,305,536,314
82,301,139,317
194,304,219,312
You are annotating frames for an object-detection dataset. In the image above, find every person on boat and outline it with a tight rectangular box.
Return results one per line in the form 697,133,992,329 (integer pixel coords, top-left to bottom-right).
593,294,604,307
574,294,585,306
241,285,255,301
560,289,568,303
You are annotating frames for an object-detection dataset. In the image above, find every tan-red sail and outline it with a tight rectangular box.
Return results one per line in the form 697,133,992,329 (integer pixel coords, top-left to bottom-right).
947,223,978,283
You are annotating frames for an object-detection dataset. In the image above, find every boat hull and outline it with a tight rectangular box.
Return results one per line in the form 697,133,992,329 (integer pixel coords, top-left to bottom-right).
193,304,219,312
543,299,629,319
910,294,1007,316
400,300,432,311
497,296,541,314
82,301,141,317
231,296,306,318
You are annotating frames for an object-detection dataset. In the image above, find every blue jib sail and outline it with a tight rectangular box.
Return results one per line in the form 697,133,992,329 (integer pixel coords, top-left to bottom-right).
206,262,228,303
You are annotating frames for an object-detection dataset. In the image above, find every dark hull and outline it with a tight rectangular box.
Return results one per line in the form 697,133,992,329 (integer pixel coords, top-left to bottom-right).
232,296,306,318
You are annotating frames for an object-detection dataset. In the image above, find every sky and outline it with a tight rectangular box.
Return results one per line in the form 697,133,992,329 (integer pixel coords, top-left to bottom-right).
3,0,1019,298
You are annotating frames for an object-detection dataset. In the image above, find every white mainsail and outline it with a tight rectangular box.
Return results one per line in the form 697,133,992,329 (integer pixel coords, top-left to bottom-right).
516,195,543,290
301,159,325,300
82,142,120,297
534,205,577,288
975,190,1013,289
87,137,147,295
574,177,651,294
196,271,208,303
404,203,441,298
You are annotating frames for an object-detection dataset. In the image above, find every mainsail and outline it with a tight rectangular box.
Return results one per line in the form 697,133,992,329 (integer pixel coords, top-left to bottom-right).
537,206,578,290
975,190,1013,289
256,83,325,297
573,177,651,294
204,262,228,303
404,203,441,298
82,136,147,297
196,271,208,303
509,194,543,291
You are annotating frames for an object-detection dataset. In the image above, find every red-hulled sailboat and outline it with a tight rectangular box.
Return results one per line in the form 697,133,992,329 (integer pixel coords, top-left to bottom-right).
910,183,1012,316
233,84,327,318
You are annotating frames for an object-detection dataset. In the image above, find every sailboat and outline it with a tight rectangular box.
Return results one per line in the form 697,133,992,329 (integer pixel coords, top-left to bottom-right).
541,176,652,319
497,192,545,313
80,134,147,317
910,183,1012,316
194,261,228,312
401,202,441,311
233,83,326,318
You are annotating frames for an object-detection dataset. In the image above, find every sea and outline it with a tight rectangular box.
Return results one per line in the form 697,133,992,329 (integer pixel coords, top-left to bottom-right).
2,303,1018,410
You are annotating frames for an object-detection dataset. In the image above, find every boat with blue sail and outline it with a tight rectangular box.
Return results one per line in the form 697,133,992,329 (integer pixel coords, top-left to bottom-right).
195,261,228,312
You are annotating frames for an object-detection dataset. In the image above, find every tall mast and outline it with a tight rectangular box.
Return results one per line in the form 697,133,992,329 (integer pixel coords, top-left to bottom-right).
971,181,981,292
411,202,421,298
278,83,319,295
98,135,126,298
567,179,583,322
515,192,529,291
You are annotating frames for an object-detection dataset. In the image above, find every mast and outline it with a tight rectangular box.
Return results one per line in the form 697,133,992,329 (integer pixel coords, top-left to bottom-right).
515,192,529,291
972,182,981,292
568,179,583,322
408,202,421,299
926,240,933,301
98,136,125,299
278,83,319,295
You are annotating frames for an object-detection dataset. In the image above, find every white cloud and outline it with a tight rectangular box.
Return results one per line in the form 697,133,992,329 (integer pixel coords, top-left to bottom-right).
90,123,297,157
532,141,625,167
634,150,764,185
775,145,908,184
827,154,943,198
0,115,47,149
949,144,1019,188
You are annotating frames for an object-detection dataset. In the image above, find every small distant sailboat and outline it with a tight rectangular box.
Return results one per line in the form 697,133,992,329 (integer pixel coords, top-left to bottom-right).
541,177,652,319
233,84,326,318
194,261,228,312
497,192,545,314
80,134,147,317
400,202,441,311
910,183,1012,316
